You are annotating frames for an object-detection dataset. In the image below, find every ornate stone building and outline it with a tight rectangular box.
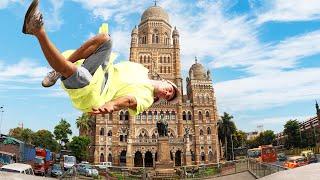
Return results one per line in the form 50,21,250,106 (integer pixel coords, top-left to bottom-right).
88,4,220,168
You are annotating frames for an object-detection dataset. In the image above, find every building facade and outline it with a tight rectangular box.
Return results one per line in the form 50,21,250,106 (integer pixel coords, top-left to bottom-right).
88,4,220,168
276,101,320,146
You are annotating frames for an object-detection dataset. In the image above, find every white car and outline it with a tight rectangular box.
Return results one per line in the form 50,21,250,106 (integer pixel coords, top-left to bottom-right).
77,164,99,177
96,162,112,169
63,155,76,170
0,163,34,175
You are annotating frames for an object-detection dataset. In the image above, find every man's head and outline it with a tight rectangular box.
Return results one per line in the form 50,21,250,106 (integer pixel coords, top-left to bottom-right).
153,80,178,102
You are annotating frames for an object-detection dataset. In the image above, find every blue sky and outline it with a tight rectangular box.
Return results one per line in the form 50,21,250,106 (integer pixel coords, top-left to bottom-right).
0,0,320,136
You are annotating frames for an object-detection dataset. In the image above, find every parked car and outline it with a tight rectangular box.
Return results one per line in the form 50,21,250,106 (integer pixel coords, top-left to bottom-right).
51,163,63,177
300,150,318,163
0,163,34,175
277,153,287,161
95,162,112,169
284,156,308,169
77,163,99,177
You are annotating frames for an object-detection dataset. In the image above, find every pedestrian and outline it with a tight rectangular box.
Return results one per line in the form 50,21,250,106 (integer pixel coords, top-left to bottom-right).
22,0,178,115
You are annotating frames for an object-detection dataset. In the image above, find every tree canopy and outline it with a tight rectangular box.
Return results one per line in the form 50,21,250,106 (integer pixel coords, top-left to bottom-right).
54,119,72,146
284,119,301,148
68,136,90,162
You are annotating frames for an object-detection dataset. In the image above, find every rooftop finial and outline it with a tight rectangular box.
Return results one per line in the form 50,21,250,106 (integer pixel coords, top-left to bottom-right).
195,56,198,64
154,0,158,6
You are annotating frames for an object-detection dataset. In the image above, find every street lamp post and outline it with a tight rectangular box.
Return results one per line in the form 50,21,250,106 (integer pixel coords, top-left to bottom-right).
231,134,235,161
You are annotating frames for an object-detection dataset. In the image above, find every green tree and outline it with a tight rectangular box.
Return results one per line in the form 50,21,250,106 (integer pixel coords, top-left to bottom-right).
218,112,236,160
68,136,90,162
258,130,275,145
33,130,59,152
233,130,247,148
284,119,301,148
9,127,34,144
76,113,93,136
54,119,72,146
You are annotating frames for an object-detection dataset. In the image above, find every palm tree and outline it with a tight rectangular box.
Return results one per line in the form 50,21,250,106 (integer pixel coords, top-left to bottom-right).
218,112,236,160
76,113,92,136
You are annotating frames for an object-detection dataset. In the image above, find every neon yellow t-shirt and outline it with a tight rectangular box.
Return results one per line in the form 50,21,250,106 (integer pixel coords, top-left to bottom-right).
61,51,154,115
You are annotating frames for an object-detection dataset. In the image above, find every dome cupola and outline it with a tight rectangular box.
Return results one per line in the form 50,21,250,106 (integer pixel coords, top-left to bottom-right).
141,5,169,23
189,57,208,80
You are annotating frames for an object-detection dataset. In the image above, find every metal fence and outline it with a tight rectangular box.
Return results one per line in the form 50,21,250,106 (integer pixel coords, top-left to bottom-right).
248,159,287,179
58,159,287,179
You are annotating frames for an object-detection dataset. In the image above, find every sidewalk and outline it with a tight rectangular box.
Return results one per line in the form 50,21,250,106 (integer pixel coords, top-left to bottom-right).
208,171,256,180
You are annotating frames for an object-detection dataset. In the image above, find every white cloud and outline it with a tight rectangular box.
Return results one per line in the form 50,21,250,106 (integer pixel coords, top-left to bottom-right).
44,0,64,32
0,0,21,9
72,0,151,24
254,0,320,24
0,59,50,81
215,68,320,112
212,29,320,75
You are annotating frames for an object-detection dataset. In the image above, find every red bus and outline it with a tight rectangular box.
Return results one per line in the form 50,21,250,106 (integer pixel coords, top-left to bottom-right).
248,145,277,163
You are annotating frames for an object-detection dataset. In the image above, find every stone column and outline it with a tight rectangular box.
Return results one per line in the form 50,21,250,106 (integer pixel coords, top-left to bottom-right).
172,152,176,167
185,137,192,166
142,153,145,167
127,139,133,167
152,153,156,168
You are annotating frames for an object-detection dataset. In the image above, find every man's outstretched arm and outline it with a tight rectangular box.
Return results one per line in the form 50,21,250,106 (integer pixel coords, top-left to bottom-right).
90,96,137,114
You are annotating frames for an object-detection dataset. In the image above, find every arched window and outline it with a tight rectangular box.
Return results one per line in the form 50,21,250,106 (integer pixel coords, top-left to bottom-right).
100,153,105,162
182,111,186,120
206,111,210,120
142,111,147,120
165,111,170,120
201,152,205,161
100,128,105,136
171,111,176,120
199,111,203,121
152,34,155,43
191,151,195,161
168,57,171,63
125,111,129,121
140,56,142,63
148,56,151,63
148,111,153,121
200,129,204,136
168,67,171,73
108,154,112,163
207,127,211,135
107,130,112,137
154,111,158,120
188,111,192,120
164,57,167,63
119,111,124,121
160,57,162,63
136,114,141,121
144,56,146,63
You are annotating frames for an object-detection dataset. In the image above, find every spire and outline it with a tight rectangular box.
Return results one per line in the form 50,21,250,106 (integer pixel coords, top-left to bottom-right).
195,57,198,64
154,0,158,6
316,100,319,112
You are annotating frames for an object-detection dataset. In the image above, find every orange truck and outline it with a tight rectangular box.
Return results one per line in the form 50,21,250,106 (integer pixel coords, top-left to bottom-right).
33,148,52,176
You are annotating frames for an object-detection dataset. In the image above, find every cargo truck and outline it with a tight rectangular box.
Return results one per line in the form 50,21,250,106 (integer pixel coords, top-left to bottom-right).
33,148,52,176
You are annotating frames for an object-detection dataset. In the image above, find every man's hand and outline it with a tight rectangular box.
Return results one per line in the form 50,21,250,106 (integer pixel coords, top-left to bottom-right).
89,96,137,115
90,101,115,115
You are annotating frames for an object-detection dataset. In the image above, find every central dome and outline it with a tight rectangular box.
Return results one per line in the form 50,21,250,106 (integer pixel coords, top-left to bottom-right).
141,6,169,23
189,59,208,80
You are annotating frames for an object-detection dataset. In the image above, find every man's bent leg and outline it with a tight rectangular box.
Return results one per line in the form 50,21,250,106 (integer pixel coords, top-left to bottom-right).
34,27,76,78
